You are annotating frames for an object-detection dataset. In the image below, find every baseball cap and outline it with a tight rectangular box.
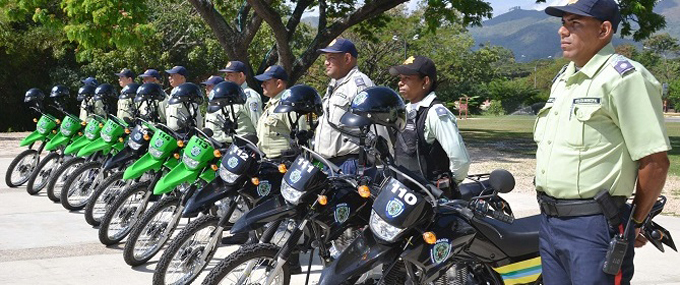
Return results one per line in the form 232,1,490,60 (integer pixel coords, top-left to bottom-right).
81,77,98,87
201,75,225,86
166,66,188,77
218,61,247,73
254,65,288,82
139,69,162,80
318,38,358,58
114,68,135,78
545,0,621,31
389,56,437,86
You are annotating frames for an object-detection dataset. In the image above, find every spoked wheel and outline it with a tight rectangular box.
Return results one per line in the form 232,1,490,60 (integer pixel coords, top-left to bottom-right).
84,171,126,226
61,161,104,211
46,157,84,202
26,152,60,195
201,243,289,285
123,196,181,266
5,149,39,187
98,181,150,245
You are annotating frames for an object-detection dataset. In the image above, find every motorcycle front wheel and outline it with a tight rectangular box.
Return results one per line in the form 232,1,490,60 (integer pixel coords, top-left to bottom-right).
123,195,181,266
201,243,289,285
5,149,39,187
46,157,84,202
26,152,59,195
61,161,103,211
84,171,126,226
98,181,150,245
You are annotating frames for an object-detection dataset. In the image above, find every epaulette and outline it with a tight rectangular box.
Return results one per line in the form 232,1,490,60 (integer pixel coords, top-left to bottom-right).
611,55,635,76
552,64,569,84
435,105,450,117
354,76,366,87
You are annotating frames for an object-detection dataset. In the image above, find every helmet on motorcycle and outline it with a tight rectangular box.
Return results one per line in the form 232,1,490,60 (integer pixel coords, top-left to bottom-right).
168,83,204,105
76,85,96,102
134,83,165,103
119,83,140,100
340,86,406,131
93,83,118,101
206,81,247,114
273,85,322,116
24,88,45,103
49,85,70,99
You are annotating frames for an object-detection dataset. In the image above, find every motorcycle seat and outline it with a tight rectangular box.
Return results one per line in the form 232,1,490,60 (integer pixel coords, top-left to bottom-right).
458,179,491,200
474,215,541,258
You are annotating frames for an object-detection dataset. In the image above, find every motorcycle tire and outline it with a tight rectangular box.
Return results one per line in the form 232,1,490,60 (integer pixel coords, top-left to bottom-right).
46,157,84,202
61,161,103,211
5,149,39,187
26,152,59,195
153,215,220,285
84,171,125,226
201,243,290,285
98,181,150,245
123,195,181,266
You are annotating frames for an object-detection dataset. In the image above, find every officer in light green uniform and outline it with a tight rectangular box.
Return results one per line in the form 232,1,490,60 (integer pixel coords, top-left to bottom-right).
220,61,263,127
138,69,167,123
165,66,202,130
535,1,671,283
254,65,306,158
201,75,257,143
115,68,136,119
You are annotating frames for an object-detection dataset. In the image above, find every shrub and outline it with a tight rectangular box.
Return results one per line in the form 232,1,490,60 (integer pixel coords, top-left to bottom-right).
485,100,506,116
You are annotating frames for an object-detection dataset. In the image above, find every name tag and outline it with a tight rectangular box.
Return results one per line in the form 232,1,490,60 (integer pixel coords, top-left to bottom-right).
572,98,601,105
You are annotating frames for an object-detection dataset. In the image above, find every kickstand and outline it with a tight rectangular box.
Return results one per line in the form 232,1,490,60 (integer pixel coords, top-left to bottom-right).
304,247,315,285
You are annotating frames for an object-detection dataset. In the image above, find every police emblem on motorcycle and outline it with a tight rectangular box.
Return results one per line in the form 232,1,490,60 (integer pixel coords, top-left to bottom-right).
87,124,94,132
386,198,404,218
227,157,238,169
334,203,350,224
430,239,451,264
134,132,142,141
154,137,163,148
104,124,113,134
63,120,72,129
190,145,201,156
353,92,368,106
257,180,271,197
290,169,302,184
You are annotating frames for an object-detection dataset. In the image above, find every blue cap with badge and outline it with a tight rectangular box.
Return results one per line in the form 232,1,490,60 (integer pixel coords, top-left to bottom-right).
545,0,621,32
201,75,225,86
317,38,358,58
219,61,247,73
166,65,188,77
139,69,162,80
114,68,135,78
254,65,288,82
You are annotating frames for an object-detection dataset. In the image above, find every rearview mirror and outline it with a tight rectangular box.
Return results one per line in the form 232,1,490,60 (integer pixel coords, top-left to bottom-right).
489,169,515,193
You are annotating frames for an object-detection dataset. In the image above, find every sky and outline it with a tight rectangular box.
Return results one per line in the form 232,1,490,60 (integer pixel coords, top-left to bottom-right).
407,0,568,17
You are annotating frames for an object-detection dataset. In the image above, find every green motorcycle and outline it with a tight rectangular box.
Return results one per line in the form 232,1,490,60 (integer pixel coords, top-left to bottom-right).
5,88,58,188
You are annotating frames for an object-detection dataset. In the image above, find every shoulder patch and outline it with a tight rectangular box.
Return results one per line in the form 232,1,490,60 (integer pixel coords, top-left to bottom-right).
354,76,366,87
612,56,635,76
435,106,450,117
250,101,259,112
552,64,569,84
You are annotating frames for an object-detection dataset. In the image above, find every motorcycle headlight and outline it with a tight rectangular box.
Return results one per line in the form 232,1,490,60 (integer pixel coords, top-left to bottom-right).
369,210,405,242
37,126,46,134
61,128,72,137
128,140,143,151
218,165,240,183
281,180,304,205
182,153,200,170
101,133,112,143
85,132,96,140
149,147,163,158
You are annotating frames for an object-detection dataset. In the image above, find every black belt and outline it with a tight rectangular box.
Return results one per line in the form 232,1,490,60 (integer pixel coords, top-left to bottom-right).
537,192,626,217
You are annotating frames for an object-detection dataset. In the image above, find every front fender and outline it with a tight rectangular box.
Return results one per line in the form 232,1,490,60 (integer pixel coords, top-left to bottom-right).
64,135,90,155
153,163,200,195
103,147,141,171
44,132,70,151
182,178,242,218
230,195,297,234
123,153,164,180
318,229,400,285
19,130,47,147
76,137,112,157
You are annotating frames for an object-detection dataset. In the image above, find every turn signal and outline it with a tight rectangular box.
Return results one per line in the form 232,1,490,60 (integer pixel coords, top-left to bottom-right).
278,164,287,173
358,185,371,198
118,137,124,143
124,128,131,134
251,177,260,186
33,118,38,123
52,130,57,134
213,149,222,158
317,195,328,206
423,232,437,245
78,132,83,136
211,164,219,171
173,153,180,159
81,121,87,126
99,123,104,128
177,140,185,148
55,119,61,124
143,133,150,141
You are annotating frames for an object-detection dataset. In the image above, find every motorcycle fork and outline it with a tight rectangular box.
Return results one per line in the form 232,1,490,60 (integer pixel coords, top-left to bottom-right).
200,195,242,262
262,219,309,285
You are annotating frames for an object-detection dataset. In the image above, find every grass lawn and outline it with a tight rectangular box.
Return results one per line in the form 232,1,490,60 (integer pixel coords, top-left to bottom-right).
458,115,680,177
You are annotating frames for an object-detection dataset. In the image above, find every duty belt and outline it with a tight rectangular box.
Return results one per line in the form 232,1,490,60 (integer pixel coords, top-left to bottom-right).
537,192,626,217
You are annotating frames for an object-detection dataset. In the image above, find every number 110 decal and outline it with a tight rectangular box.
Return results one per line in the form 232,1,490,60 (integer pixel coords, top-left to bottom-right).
389,179,417,205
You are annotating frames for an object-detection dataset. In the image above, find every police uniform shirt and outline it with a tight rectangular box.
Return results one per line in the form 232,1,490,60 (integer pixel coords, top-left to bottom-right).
407,92,471,182
534,43,671,199
241,82,263,127
313,66,374,158
136,99,167,123
79,98,106,121
117,98,134,119
256,90,307,158
166,87,203,131
204,103,257,144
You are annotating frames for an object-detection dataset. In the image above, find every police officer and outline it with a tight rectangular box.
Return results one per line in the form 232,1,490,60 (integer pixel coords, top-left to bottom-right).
535,1,671,284
166,82,204,133
138,69,167,122
314,38,376,174
79,77,105,121
254,65,306,158
220,61,263,126
115,68,136,119
389,56,470,184
118,83,139,120
165,66,202,130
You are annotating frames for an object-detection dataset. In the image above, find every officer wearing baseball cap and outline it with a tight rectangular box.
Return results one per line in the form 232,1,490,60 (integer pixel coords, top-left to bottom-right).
314,38,379,174
115,68,136,119
390,56,470,185
536,0,670,284
138,69,167,123
202,75,256,143
165,66,202,130
254,65,307,158
220,61,263,129
138,69,163,84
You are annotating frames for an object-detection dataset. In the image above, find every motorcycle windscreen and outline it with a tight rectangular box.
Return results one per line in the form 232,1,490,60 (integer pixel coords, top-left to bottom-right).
153,162,200,195
372,177,429,229
219,143,256,185
283,155,327,192
230,195,297,234
76,137,112,157
123,152,164,180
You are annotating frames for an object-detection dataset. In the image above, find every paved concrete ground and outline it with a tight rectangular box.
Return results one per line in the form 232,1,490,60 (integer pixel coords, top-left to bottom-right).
1,156,680,284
